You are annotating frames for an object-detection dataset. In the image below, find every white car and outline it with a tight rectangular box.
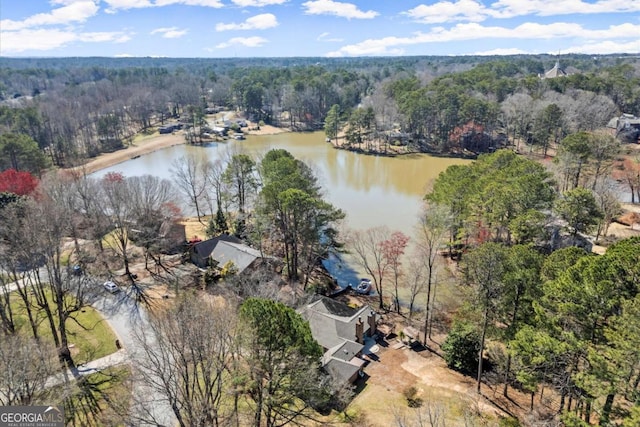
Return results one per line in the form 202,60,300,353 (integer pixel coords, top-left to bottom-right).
103,280,120,293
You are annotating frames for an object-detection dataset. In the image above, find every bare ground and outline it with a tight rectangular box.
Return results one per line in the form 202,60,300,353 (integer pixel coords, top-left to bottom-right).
72,114,289,176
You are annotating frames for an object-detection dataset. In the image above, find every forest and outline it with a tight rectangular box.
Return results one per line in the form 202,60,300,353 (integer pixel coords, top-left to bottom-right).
1,54,640,426
1,53,639,167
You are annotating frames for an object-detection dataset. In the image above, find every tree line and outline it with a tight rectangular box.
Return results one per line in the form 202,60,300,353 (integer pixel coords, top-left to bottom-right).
1,55,639,170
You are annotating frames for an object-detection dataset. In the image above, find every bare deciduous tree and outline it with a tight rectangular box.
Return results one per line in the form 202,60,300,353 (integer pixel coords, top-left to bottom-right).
348,226,393,310
416,204,451,343
171,155,207,220
0,334,58,406
132,294,237,427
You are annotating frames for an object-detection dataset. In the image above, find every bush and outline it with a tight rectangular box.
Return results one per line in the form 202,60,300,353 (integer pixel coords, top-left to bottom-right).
441,320,480,374
403,386,423,408
499,417,521,427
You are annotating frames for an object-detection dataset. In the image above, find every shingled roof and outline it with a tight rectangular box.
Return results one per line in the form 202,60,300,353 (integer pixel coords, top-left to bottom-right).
299,297,377,384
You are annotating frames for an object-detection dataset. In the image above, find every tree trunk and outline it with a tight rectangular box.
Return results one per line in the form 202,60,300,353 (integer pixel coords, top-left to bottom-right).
477,305,489,394
600,393,615,425
423,272,433,345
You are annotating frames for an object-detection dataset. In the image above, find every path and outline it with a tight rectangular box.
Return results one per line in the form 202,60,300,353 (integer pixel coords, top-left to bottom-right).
2,274,177,426
92,291,177,426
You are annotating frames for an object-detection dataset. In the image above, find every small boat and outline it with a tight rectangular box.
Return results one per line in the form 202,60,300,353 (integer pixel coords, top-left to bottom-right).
131,155,141,159
356,278,372,295
233,133,245,140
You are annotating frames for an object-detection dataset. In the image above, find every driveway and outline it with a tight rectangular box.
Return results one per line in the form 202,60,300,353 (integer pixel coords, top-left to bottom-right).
92,291,177,426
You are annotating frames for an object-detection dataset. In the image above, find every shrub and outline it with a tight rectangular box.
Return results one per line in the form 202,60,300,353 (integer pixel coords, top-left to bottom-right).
403,386,423,408
441,320,480,374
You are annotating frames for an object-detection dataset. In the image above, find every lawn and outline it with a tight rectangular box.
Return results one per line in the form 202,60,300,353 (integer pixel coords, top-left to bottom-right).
10,288,118,364
56,367,132,426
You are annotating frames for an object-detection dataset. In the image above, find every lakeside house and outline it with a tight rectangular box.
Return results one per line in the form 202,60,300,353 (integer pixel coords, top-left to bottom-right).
189,234,263,274
607,113,640,143
299,297,377,385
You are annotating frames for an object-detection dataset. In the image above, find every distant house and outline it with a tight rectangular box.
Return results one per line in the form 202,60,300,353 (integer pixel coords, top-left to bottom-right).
607,113,640,143
299,297,377,385
541,61,567,79
189,234,263,273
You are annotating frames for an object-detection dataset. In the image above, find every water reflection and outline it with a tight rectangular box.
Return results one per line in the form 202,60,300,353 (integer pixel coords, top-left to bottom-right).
94,132,470,237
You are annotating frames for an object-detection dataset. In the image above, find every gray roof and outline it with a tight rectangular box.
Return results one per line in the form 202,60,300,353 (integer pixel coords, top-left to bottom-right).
300,297,374,350
210,241,261,274
543,62,567,79
324,357,363,384
192,234,242,258
331,340,364,362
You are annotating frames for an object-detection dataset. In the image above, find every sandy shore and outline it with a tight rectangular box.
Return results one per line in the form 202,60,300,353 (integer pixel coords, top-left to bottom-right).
75,132,186,175
73,120,288,175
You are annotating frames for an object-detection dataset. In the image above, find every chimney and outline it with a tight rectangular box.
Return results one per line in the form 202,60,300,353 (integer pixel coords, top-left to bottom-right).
368,310,376,337
355,316,364,344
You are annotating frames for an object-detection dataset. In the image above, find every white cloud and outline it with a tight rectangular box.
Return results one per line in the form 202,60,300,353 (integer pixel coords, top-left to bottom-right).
317,32,343,42
215,36,268,48
114,53,135,57
471,47,529,56
1,0,99,31
326,22,640,56
231,0,288,6
216,13,278,31
404,1,486,24
151,26,188,38
104,0,222,12
155,0,224,6
302,0,379,19
0,28,130,54
402,0,640,24
563,39,640,54
103,0,152,12
490,0,640,18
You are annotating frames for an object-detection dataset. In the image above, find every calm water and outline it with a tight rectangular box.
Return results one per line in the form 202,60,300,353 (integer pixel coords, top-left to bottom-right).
95,132,470,287
95,132,469,236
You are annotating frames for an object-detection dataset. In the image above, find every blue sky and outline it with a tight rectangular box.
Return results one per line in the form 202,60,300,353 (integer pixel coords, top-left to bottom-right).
1,0,639,57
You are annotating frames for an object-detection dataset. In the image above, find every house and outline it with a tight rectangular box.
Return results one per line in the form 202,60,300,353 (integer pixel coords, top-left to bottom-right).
189,234,263,273
299,297,377,385
540,60,567,79
607,113,640,143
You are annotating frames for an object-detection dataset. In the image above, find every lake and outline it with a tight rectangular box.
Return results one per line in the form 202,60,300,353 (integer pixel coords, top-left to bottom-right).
94,132,471,287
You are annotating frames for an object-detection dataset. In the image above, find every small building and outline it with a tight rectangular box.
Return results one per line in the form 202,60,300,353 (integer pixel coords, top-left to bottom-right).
607,113,640,143
189,234,263,274
299,297,377,385
541,61,567,79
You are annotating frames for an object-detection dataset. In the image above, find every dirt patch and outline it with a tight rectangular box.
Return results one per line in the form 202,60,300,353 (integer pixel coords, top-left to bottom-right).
592,203,640,254
350,340,508,426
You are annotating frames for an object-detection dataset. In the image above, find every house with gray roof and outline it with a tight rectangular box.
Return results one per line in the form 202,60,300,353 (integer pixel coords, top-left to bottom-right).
607,113,640,143
299,297,377,385
189,234,263,274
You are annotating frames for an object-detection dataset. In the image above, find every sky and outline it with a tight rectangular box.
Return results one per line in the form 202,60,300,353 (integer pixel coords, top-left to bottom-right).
1,0,639,58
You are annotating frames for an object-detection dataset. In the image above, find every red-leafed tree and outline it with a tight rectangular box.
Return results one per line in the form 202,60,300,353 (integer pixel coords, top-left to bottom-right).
0,169,39,196
381,231,410,313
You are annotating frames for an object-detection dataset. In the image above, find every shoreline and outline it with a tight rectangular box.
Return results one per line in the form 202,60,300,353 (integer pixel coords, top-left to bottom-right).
72,122,289,175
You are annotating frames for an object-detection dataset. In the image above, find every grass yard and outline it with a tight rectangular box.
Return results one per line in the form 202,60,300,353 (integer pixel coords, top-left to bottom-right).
57,366,132,426
10,289,118,364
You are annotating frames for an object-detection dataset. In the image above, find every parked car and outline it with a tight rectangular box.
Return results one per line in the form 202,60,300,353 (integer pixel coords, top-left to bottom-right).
72,265,83,276
103,280,120,293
